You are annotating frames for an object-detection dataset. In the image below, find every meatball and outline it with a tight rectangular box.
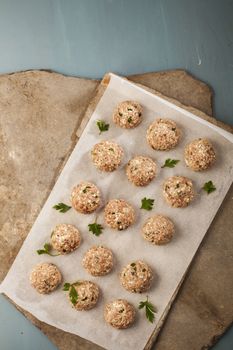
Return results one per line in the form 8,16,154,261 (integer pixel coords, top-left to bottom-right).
113,100,143,129
184,138,216,171
30,263,62,294
142,215,174,245
104,299,136,329
126,155,157,186
163,176,195,208
50,224,81,254
104,199,135,230
82,246,113,276
67,281,99,310
146,118,181,150
71,181,101,214
120,260,153,293
91,140,124,172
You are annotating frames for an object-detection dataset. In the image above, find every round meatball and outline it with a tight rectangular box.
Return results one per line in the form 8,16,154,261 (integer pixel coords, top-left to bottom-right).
67,281,99,310
30,263,62,294
104,199,135,230
71,181,101,214
50,224,81,254
104,299,136,329
120,260,153,293
146,118,181,150
163,176,195,208
82,246,113,276
142,215,174,245
184,138,216,171
126,156,157,186
91,140,124,172
113,100,143,129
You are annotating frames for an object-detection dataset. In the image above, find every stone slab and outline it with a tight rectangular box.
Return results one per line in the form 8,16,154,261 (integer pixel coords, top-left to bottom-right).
0,69,232,350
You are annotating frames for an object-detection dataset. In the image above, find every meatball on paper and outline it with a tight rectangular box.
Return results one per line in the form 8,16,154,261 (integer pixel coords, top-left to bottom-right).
1,73,233,350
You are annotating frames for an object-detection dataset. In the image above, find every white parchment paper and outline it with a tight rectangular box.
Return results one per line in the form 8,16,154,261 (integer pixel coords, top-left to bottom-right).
1,73,233,350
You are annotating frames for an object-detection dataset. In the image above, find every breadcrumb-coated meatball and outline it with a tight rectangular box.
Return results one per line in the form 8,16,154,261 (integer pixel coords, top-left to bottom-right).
126,156,157,186
142,215,174,245
67,280,99,310
147,118,181,150
163,176,195,208
71,181,101,214
104,299,136,329
113,100,143,129
82,246,113,276
91,140,124,172
184,138,216,171
120,260,153,293
51,224,81,254
30,263,62,294
104,199,135,230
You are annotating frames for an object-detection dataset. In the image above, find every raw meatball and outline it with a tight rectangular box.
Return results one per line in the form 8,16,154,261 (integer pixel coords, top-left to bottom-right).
120,260,153,293
91,140,124,172
146,118,181,150
82,246,113,276
30,263,62,294
71,181,101,214
113,100,143,129
184,138,216,171
51,224,81,254
142,215,174,245
104,299,136,329
67,281,99,310
104,199,135,230
126,155,157,186
163,176,195,208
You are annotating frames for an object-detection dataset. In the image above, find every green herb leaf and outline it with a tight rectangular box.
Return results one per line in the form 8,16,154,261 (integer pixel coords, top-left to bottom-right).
138,296,156,323
88,222,103,236
36,243,60,256
83,185,91,193
202,181,216,194
140,197,154,211
36,243,51,255
96,120,109,134
161,158,180,168
53,202,71,213
63,283,71,291
127,117,132,123
69,285,78,305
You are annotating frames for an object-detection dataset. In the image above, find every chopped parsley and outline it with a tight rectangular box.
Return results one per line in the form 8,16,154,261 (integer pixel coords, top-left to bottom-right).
138,296,156,323
161,159,180,168
53,202,71,213
202,181,216,194
140,197,154,211
96,120,109,134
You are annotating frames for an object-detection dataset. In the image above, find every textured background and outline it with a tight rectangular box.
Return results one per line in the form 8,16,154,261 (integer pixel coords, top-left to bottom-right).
0,0,232,349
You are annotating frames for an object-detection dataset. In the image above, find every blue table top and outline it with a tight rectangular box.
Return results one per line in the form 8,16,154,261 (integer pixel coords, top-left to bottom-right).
0,0,232,349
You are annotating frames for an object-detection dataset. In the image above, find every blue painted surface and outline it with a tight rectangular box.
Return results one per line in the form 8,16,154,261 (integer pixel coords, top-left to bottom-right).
0,0,232,122
0,0,232,349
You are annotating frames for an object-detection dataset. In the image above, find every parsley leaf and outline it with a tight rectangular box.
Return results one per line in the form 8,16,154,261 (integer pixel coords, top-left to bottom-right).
161,158,180,168
53,202,71,213
96,120,109,134
69,285,78,305
140,197,154,211
88,221,103,236
138,296,156,323
37,243,60,256
63,283,71,291
63,283,78,305
202,181,216,194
